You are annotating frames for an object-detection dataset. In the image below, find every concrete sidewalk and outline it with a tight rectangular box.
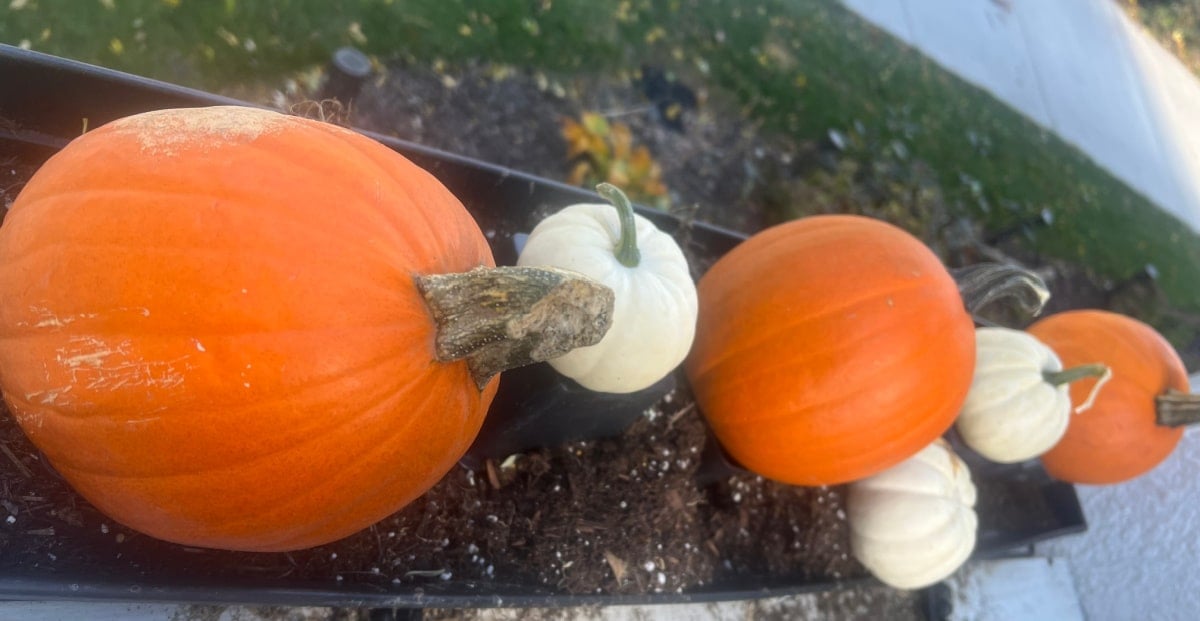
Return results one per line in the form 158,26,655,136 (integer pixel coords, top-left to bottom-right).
844,0,1200,232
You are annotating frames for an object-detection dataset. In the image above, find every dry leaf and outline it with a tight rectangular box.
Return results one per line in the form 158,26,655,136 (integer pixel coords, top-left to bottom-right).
604,550,627,583
485,459,501,489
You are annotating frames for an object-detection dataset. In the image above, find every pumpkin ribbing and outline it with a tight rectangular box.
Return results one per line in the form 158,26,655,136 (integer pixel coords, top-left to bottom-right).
1029,310,1193,484
0,106,611,551
685,215,976,485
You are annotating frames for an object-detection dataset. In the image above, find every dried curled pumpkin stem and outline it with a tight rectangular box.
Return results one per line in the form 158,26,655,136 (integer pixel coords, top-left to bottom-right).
596,183,641,268
415,266,615,390
1156,390,1200,428
952,263,1050,321
1045,363,1113,414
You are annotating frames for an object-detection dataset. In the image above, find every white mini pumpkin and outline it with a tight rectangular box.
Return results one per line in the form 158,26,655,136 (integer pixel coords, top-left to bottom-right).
516,184,698,393
956,327,1107,464
847,439,977,590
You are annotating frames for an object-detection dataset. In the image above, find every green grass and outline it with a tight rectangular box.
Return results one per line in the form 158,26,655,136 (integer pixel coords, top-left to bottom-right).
4,1,1199,324
668,2,1200,314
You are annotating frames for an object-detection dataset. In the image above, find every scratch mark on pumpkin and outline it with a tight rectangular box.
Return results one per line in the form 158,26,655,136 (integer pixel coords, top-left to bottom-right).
63,349,118,369
21,306,148,329
55,337,191,392
36,316,73,328
26,385,75,407
124,414,164,427
12,408,44,430
83,357,191,391
23,306,100,329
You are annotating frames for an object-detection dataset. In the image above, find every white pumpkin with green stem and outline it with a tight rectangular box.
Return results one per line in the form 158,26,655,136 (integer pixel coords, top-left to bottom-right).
516,183,698,393
847,439,977,590
956,327,1110,464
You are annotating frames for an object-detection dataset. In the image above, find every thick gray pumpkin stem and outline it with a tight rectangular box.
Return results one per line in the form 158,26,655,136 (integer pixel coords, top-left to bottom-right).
953,263,1050,321
1156,390,1200,428
415,266,615,390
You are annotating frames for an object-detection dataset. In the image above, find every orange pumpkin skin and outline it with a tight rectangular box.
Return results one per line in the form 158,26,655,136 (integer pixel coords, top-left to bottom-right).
1029,310,1190,484
0,106,497,552
685,215,975,485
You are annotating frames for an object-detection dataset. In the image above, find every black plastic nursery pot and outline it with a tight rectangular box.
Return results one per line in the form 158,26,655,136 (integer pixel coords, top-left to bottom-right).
0,46,1087,608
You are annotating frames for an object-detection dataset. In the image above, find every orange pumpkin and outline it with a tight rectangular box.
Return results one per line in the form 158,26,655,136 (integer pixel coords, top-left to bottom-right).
0,106,504,552
685,215,976,485
1029,310,1194,484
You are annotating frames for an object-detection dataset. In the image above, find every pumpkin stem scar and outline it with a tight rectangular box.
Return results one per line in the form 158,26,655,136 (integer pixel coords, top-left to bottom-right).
414,266,615,390
952,263,1049,322
596,183,641,268
1156,390,1200,428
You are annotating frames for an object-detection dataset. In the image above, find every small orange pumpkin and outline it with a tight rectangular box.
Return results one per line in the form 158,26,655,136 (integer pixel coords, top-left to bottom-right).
685,215,976,485
0,106,611,552
1028,310,1195,484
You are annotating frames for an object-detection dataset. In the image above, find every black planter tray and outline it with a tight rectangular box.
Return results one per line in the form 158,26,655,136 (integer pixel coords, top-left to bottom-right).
0,46,1086,608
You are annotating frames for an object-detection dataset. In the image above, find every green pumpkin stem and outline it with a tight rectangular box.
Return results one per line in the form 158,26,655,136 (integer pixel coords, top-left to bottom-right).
953,263,1050,321
415,266,615,390
1043,364,1109,386
597,183,641,268
1156,390,1200,428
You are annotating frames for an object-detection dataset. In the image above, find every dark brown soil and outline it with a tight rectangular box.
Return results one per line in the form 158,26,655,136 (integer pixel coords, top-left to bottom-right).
1,155,37,219
350,61,789,235
0,379,863,596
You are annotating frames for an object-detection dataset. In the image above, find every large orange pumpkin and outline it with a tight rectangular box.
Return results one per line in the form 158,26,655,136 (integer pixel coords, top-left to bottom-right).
1029,310,1194,484
0,106,504,552
685,215,976,485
